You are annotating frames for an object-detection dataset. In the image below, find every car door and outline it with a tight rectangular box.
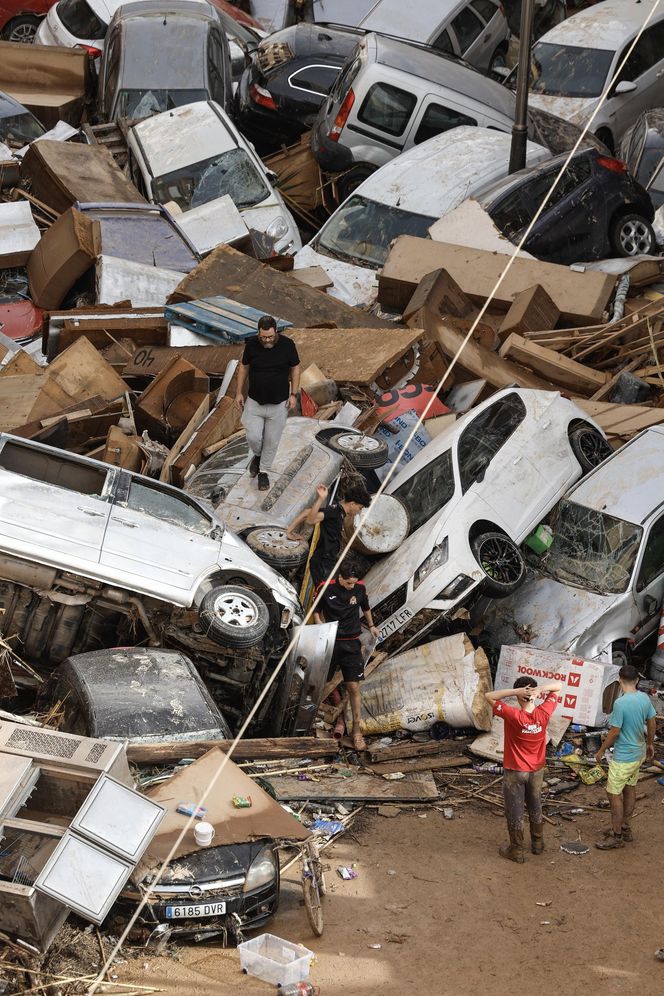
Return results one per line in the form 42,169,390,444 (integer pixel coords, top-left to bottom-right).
455,393,546,538
449,3,488,71
608,24,664,142
523,157,603,264
0,438,114,566
100,475,222,597
630,513,664,646
403,93,478,150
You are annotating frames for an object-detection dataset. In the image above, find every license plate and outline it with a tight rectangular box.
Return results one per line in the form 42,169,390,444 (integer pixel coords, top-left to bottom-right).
378,606,413,642
165,901,226,919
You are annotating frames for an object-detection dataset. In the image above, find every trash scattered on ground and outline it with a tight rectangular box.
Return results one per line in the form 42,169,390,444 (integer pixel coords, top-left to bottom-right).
560,842,590,856
336,867,359,880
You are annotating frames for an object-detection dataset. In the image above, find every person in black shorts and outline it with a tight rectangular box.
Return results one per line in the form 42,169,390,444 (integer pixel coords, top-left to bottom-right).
287,482,371,586
313,557,379,751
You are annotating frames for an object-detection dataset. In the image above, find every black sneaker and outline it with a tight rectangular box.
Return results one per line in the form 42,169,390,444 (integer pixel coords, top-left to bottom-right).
257,472,269,491
249,456,260,478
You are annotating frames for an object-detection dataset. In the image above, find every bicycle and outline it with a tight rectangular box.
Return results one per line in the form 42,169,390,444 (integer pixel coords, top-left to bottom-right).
298,837,326,937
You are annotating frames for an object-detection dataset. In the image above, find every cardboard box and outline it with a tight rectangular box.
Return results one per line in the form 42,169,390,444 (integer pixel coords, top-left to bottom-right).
27,208,101,310
0,41,90,130
495,645,621,728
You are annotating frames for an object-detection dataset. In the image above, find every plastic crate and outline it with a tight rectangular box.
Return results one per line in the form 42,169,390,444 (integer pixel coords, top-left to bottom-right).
238,933,313,986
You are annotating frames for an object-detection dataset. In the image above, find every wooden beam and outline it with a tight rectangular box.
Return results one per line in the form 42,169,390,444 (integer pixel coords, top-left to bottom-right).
499,332,607,393
367,755,468,775
367,739,461,764
125,736,339,764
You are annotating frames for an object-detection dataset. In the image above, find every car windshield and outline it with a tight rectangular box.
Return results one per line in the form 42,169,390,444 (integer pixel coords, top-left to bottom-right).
315,195,436,268
116,88,209,119
529,42,614,98
153,148,269,212
392,448,455,534
543,500,643,594
0,111,45,146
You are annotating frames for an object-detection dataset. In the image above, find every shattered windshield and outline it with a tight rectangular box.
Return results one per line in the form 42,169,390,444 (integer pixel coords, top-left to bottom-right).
392,448,455,534
152,148,269,212
315,195,436,268
543,501,643,594
117,89,209,119
529,43,613,98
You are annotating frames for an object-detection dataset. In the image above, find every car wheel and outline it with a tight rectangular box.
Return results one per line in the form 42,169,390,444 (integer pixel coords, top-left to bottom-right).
2,14,41,42
245,526,309,570
327,432,389,469
198,584,270,648
610,640,632,669
569,425,612,473
610,213,656,257
471,531,526,598
336,164,376,202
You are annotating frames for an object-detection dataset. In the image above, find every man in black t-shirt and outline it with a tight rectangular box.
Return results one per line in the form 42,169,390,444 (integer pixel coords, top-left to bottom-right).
314,557,379,751
235,315,300,491
287,482,371,586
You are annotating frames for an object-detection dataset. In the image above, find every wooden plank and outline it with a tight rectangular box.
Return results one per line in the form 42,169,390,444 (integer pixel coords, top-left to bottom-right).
267,770,438,802
378,236,616,323
123,343,243,378
169,395,242,488
576,400,664,440
48,336,128,402
288,327,423,386
0,375,74,431
0,350,41,378
499,333,607,393
126,736,339,764
367,755,468,775
368,739,460,763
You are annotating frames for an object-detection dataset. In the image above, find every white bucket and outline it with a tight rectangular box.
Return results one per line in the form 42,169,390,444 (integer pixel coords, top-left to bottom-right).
194,821,215,846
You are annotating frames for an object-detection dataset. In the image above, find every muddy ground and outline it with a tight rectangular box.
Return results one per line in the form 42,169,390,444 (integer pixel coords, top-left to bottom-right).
116,775,664,996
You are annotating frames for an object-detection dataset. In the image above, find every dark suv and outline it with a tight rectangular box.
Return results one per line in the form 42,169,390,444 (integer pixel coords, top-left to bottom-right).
477,148,656,263
98,0,233,123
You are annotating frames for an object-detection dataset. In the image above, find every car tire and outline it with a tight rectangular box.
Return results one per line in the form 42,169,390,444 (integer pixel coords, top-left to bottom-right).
569,425,612,473
245,526,309,570
610,640,632,669
2,14,41,42
198,584,270,648
327,432,389,469
471,531,526,598
610,213,656,257
336,164,376,202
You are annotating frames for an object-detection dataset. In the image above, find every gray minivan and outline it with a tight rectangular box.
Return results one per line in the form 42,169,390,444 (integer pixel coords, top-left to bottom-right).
98,1,233,123
311,33,519,195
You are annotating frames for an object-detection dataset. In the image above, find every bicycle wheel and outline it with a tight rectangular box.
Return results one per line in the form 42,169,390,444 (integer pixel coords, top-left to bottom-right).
314,858,327,897
303,873,324,937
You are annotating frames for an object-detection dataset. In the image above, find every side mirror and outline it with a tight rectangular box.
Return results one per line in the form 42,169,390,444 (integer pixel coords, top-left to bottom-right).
614,80,638,95
644,593,658,616
266,169,279,187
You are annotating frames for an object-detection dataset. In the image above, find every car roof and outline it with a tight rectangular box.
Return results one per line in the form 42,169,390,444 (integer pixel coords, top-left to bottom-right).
564,427,664,525
113,0,214,23
475,147,593,207
90,0,145,24
356,127,549,215
537,0,662,50
358,0,462,40
367,33,516,118
58,647,226,739
131,100,239,176
269,22,363,59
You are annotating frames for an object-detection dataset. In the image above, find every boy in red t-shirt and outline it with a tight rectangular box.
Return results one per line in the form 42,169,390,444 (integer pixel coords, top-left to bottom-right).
485,676,562,863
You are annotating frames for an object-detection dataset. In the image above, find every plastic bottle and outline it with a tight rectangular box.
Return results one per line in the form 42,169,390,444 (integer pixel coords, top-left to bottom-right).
278,985,320,995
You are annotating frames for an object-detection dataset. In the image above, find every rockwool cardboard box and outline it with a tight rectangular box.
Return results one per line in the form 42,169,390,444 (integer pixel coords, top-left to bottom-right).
495,645,621,728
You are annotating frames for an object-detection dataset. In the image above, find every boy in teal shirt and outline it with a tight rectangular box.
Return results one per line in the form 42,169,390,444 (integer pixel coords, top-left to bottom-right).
595,663,656,850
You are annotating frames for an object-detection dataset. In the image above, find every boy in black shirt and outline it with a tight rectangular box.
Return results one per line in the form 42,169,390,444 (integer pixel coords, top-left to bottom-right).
287,482,371,586
314,557,379,751
235,315,300,491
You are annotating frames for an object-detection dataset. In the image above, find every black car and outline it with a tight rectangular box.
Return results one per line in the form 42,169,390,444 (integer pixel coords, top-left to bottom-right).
620,109,664,212
46,647,280,944
476,147,656,264
237,21,360,147
0,89,45,147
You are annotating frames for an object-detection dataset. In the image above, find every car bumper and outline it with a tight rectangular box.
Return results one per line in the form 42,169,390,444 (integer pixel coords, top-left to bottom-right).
311,118,353,173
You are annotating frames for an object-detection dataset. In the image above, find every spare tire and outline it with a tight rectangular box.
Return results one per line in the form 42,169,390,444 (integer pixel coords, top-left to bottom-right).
245,526,309,570
348,495,409,554
327,432,389,469
198,584,270,648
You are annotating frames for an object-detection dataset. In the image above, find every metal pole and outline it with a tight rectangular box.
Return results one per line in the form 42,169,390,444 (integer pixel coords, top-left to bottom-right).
509,0,536,174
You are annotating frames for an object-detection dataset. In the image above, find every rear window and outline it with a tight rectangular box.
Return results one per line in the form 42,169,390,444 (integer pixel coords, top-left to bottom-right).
57,0,105,38
357,82,417,137
289,64,340,96
530,42,614,98
471,0,499,23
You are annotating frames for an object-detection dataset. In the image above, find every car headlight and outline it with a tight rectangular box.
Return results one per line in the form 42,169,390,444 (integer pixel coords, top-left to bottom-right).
437,574,473,600
243,846,277,893
413,538,449,590
266,215,289,241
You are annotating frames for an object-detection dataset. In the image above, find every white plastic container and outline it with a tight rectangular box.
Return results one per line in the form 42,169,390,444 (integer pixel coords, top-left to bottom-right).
238,933,313,986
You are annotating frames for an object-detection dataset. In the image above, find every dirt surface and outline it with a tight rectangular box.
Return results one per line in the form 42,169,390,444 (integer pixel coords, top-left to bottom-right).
116,776,664,996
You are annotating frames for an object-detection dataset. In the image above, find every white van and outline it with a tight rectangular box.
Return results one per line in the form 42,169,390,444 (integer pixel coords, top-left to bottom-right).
294,126,549,307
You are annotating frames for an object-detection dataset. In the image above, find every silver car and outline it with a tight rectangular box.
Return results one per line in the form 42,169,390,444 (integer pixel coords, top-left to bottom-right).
480,427,664,669
0,432,302,663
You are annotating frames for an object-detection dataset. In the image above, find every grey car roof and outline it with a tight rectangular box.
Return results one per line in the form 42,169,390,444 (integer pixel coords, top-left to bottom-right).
111,10,215,88
369,34,516,118
359,0,463,39
564,426,664,525
474,147,588,205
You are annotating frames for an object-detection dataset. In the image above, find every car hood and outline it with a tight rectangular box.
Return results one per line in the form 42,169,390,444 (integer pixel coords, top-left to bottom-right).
527,92,598,128
150,840,268,885
480,572,622,655
293,244,378,308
